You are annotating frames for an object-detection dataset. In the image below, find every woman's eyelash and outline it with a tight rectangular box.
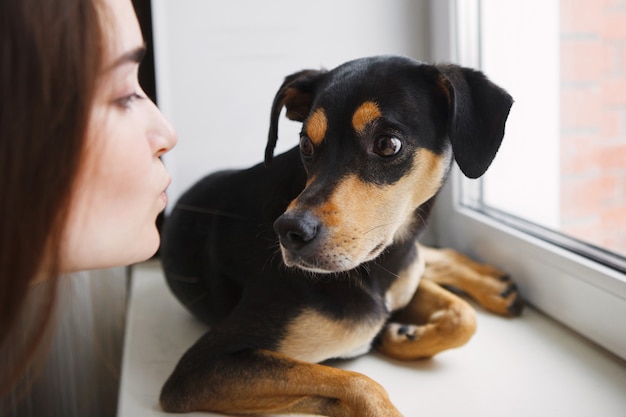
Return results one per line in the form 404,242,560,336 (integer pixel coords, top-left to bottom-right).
116,92,145,109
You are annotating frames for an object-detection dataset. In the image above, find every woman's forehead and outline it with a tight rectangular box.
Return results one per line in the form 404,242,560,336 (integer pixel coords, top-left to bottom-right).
102,0,144,67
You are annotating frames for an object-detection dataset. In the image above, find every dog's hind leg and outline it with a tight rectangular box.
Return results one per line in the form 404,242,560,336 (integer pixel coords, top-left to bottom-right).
160,343,403,417
419,244,524,316
375,279,477,360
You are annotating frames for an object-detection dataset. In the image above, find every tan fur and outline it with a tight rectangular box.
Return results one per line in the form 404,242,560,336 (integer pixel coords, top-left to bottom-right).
420,245,518,316
191,350,402,416
279,309,386,363
374,243,521,360
377,278,477,360
352,101,382,134
306,108,327,145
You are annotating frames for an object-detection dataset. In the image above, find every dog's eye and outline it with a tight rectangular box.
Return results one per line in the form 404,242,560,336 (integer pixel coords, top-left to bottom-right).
300,135,314,156
373,136,402,157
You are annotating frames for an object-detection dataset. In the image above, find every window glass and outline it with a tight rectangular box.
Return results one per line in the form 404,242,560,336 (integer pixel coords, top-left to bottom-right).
465,0,626,260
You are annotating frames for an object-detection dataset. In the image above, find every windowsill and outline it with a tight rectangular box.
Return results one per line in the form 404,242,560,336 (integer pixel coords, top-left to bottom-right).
117,260,626,417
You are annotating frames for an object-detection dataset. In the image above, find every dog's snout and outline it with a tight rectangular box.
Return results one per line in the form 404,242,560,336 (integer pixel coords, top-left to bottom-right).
274,213,320,251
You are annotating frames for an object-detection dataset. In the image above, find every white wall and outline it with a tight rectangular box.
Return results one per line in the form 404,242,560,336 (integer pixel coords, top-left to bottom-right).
152,0,432,207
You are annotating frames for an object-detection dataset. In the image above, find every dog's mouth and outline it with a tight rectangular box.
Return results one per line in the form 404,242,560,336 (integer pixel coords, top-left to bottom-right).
285,257,336,274
274,205,395,274
280,240,388,274
367,242,386,258
280,247,352,274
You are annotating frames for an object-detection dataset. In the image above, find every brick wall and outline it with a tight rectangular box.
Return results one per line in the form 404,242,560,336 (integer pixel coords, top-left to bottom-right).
560,0,626,255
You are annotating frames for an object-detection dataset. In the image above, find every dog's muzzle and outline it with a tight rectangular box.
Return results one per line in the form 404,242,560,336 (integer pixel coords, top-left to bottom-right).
274,211,340,273
274,211,320,252
274,209,389,273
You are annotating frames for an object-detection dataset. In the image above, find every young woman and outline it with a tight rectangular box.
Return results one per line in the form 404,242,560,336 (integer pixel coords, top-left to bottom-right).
0,0,177,400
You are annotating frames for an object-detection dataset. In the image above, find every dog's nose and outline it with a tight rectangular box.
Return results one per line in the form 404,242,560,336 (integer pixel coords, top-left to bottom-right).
274,212,320,251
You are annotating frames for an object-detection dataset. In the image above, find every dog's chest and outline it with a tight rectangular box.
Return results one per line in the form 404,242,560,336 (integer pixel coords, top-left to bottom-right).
384,250,425,312
277,308,386,363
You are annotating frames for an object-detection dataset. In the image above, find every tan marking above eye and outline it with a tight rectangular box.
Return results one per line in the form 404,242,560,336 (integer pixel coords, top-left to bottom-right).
352,101,382,134
305,108,327,145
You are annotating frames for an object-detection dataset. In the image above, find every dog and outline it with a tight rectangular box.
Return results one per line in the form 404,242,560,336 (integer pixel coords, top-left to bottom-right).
159,55,520,416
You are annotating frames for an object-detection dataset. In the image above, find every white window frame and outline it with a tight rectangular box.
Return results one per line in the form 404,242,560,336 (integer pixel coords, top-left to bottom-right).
429,0,626,360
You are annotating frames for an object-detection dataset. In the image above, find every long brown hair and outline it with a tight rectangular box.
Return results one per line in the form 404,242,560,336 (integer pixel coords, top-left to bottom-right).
0,0,105,398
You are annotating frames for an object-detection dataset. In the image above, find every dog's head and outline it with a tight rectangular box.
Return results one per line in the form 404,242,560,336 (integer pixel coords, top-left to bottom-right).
267,56,512,273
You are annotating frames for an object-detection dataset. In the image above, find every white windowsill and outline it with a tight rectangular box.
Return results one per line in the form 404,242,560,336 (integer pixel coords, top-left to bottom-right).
117,260,626,417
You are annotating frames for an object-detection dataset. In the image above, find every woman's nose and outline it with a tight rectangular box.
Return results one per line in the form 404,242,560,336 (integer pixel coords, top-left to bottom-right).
149,101,177,157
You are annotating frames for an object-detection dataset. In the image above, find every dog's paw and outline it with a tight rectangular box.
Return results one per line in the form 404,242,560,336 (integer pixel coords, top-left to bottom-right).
376,323,423,347
374,322,446,361
497,276,525,316
375,323,436,360
451,271,524,317
422,246,524,317
384,323,422,343
457,272,524,317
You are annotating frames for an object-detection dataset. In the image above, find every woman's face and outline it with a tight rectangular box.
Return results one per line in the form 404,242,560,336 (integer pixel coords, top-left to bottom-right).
61,0,177,272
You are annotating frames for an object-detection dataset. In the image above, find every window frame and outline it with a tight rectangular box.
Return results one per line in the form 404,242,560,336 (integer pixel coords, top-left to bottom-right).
428,0,626,360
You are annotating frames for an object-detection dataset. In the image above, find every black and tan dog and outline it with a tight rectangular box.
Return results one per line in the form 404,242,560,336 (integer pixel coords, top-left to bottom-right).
159,55,520,416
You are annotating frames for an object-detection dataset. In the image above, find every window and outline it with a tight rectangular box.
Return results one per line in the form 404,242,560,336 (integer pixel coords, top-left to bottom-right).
430,0,626,360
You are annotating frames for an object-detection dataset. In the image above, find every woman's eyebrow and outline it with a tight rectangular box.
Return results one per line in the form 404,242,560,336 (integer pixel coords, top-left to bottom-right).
108,45,147,70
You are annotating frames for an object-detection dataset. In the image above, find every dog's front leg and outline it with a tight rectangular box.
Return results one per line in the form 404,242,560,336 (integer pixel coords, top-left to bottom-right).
419,244,524,316
160,342,403,417
375,279,477,360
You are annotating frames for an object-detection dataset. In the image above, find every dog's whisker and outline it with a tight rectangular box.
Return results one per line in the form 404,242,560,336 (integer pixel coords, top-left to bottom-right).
371,261,400,279
414,207,429,228
175,203,247,219
361,220,408,236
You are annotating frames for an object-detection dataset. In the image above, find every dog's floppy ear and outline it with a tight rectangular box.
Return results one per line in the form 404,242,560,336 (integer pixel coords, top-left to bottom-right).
435,64,513,179
265,69,327,165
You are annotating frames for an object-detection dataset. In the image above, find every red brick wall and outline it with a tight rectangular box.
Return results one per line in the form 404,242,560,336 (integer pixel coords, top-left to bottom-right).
560,0,626,255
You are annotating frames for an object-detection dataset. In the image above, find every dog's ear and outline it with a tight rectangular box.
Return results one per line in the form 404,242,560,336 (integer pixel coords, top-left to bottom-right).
435,64,513,179
266,69,327,165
